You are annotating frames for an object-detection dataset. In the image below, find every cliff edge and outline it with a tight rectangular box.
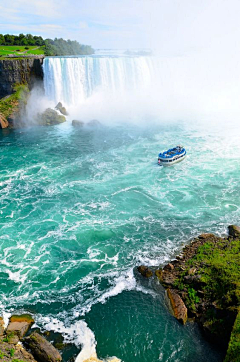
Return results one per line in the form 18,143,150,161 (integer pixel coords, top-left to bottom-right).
0,56,44,98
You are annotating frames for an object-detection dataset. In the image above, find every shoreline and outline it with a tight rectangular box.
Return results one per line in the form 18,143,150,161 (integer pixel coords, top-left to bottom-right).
138,225,240,361
1,226,239,361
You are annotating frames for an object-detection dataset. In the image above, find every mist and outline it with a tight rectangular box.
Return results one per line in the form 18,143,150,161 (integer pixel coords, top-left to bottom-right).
21,0,240,128
27,50,240,129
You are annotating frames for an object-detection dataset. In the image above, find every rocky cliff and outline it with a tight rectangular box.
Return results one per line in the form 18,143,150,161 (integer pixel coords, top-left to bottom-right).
137,225,240,360
0,56,44,98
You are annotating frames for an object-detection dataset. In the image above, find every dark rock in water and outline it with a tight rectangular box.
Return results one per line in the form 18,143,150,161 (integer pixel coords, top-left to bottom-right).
137,265,153,278
24,332,62,362
59,106,68,116
38,108,66,126
55,102,68,116
87,119,101,126
55,102,63,109
72,120,84,127
6,314,34,344
166,288,188,325
155,268,162,279
228,225,240,239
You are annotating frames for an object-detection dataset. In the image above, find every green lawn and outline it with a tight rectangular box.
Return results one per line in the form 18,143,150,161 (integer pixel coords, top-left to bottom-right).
0,45,45,56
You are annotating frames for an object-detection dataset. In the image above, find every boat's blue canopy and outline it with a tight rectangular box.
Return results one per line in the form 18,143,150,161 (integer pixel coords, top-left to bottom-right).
158,146,186,158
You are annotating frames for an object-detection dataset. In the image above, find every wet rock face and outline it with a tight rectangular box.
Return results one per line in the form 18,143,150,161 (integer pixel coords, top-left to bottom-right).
0,58,44,98
228,225,240,239
137,265,153,278
166,289,188,325
24,332,62,362
0,113,9,128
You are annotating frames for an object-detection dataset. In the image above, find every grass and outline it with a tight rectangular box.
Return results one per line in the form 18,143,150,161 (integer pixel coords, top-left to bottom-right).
224,310,240,362
0,84,29,119
179,237,240,359
3,331,15,343
171,236,240,358
0,45,45,56
188,238,240,309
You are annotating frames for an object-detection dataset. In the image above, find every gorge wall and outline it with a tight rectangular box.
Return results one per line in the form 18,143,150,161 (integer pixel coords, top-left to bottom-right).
0,56,44,98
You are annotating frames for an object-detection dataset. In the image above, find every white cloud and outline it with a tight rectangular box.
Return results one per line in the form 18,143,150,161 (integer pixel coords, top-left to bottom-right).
0,23,64,38
1,0,240,51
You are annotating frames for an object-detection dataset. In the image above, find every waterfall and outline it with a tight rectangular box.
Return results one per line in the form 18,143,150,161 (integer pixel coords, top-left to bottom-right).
43,56,155,106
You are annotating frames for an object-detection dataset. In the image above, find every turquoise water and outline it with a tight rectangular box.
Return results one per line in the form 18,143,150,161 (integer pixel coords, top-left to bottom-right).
0,120,239,361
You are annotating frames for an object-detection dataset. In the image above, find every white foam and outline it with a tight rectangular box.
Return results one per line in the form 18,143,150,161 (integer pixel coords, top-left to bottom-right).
2,311,11,329
6,269,27,284
35,317,97,362
97,268,136,304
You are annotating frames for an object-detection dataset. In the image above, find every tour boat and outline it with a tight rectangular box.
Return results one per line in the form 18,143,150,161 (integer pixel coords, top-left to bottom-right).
158,146,186,166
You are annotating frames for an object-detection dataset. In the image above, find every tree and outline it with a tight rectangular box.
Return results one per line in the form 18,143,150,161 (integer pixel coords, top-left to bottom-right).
0,34,5,45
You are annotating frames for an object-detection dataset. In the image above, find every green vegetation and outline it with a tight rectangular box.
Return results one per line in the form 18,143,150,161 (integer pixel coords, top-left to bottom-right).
0,84,29,119
188,239,240,309
0,46,45,56
10,348,15,357
0,34,44,46
0,33,94,56
0,349,5,358
186,288,200,311
224,310,240,362
173,237,240,358
44,37,94,56
2,331,15,343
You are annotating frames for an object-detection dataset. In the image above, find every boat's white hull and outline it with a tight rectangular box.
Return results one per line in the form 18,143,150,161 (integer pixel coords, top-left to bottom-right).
158,154,187,166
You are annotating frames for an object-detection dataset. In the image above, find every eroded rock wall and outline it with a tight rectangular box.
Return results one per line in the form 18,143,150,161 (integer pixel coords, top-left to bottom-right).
0,57,44,98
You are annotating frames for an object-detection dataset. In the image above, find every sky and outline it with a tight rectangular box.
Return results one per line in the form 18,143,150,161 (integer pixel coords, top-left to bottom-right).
1,0,240,55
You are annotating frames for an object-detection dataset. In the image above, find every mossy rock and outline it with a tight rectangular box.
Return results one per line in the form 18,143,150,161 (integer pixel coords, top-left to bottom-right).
37,108,66,126
137,265,153,278
228,225,240,239
10,314,34,324
0,83,29,121
155,269,163,280
224,310,240,362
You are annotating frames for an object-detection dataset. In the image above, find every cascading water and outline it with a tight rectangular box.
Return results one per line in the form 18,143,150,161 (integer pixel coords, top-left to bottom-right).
43,56,154,106
2,53,239,362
